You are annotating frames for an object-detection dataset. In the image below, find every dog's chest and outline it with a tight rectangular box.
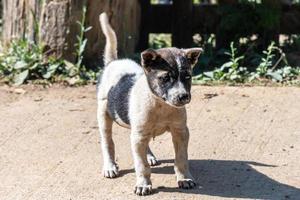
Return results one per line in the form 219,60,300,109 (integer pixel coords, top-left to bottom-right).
146,105,185,136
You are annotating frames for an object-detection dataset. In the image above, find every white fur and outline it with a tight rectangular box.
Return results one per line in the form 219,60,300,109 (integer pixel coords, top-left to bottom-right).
169,81,186,97
175,56,182,69
97,59,143,100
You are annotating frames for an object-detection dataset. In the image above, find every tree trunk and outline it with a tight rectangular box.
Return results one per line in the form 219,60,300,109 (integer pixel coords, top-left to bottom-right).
1,0,141,66
39,0,77,61
2,0,42,43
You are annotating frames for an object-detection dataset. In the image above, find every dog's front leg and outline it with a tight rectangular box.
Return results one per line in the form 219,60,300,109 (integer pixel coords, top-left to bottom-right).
131,129,152,196
171,126,196,189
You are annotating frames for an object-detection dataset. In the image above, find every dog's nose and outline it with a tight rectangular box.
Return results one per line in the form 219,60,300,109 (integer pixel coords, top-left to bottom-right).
178,93,189,102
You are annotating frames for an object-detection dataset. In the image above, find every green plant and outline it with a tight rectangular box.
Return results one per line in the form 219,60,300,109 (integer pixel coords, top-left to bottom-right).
149,34,171,49
193,41,300,85
194,42,248,83
60,5,96,85
249,42,292,82
0,40,62,85
254,42,276,76
221,42,248,82
75,6,92,68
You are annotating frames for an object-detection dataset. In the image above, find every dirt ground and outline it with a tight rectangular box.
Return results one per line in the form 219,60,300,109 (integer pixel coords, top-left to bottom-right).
0,85,299,200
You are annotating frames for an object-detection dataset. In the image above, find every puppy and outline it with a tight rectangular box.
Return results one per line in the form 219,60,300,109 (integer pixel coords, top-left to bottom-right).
97,13,202,196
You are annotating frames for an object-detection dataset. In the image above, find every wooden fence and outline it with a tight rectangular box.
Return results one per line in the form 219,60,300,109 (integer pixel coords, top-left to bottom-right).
137,0,300,50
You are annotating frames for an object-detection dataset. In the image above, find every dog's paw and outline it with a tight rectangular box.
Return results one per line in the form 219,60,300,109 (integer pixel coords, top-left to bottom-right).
103,163,119,178
177,179,196,189
134,185,153,196
147,155,159,166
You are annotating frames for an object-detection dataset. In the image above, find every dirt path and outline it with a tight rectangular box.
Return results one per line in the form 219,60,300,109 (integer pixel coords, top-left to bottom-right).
0,85,299,200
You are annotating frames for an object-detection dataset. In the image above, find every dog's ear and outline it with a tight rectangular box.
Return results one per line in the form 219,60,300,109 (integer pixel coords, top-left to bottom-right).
184,48,203,66
141,49,158,61
141,49,160,72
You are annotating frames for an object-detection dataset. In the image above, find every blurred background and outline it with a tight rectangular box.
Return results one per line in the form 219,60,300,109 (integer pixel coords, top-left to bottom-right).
0,0,300,85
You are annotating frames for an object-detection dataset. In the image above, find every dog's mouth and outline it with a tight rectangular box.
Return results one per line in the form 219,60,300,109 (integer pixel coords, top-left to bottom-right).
162,98,190,108
172,101,190,107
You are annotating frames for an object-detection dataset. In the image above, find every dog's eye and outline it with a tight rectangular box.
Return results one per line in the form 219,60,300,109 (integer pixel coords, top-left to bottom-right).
159,74,170,83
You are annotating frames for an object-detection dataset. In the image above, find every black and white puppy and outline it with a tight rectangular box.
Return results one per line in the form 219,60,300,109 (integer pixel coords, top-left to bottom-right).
97,13,202,196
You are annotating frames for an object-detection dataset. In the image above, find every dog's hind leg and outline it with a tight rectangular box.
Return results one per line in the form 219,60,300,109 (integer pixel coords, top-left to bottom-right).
147,147,159,166
98,99,119,178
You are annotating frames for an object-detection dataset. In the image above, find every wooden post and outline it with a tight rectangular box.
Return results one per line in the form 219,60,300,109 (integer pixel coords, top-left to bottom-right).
216,0,238,49
172,0,193,48
137,0,150,51
260,0,280,49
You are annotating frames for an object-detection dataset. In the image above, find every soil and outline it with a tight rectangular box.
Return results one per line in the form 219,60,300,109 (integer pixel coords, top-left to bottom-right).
0,85,299,200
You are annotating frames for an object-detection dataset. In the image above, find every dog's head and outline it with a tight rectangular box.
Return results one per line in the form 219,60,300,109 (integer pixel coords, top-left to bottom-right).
141,47,202,107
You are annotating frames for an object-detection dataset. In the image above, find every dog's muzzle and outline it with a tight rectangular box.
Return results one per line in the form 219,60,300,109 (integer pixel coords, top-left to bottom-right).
172,93,191,107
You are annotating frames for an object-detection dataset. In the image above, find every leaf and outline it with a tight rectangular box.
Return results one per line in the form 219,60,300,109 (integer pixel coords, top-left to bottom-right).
267,71,283,82
203,71,214,79
249,73,259,82
230,74,239,80
14,61,28,69
42,64,60,79
282,67,291,76
192,74,204,80
30,63,40,70
79,39,88,54
85,26,92,32
220,61,233,70
63,60,75,70
235,56,244,62
224,52,231,56
13,70,29,85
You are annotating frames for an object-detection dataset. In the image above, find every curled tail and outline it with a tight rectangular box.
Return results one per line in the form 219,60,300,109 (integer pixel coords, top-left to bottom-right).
99,12,118,66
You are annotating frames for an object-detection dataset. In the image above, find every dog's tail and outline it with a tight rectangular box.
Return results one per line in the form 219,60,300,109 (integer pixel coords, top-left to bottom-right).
99,12,118,66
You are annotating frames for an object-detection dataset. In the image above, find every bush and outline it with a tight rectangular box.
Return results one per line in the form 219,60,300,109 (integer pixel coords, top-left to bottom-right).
193,42,300,85
0,40,61,85
0,6,97,86
0,39,98,86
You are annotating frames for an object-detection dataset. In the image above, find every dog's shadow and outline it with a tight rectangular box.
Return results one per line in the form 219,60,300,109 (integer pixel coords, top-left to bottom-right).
120,159,300,199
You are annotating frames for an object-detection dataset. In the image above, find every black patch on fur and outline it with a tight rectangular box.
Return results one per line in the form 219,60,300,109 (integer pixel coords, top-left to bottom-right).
107,74,135,125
